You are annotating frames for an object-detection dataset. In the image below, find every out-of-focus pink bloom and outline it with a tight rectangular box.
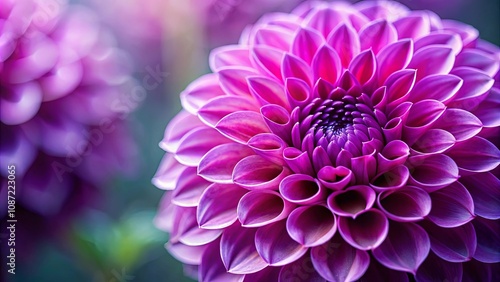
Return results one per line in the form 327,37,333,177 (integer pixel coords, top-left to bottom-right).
0,0,137,245
154,1,500,280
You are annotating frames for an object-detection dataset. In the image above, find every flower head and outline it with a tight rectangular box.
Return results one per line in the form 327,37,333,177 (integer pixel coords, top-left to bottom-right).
154,1,500,280
0,0,137,248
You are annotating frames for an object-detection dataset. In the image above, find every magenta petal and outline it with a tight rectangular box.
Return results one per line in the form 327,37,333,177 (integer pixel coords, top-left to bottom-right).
243,267,281,282
233,155,290,190
198,96,259,127
281,53,313,86
377,140,410,173
393,14,430,40
327,24,360,68
291,27,324,65
254,27,294,51
255,220,308,266
460,172,500,220
351,154,377,184
312,45,342,85
349,49,376,86
338,209,389,250
456,49,500,77
172,167,211,207
433,108,483,142
1,82,43,125
167,241,208,265
328,185,376,218
251,46,284,80
175,127,230,166
161,111,204,153
377,39,413,83
216,111,270,144
218,66,257,97
248,76,290,110
407,154,459,192
209,45,252,72
415,252,463,282
414,32,463,56
359,19,397,54
221,224,268,274
238,190,293,228
287,205,337,247
198,143,254,183
311,234,370,282
372,222,430,274
428,182,475,228
385,69,416,111
403,100,446,143
317,166,353,190
283,147,315,176
408,74,463,104
423,221,477,263
261,104,292,144
449,67,494,103
472,217,500,263
304,6,346,38
197,183,247,229
378,186,431,222
152,154,186,190
173,207,221,246
408,46,455,81
280,174,325,205
285,77,312,108
278,252,325,281
411,129,456,154
473,87,500,128
248,133,287,165
180,73,225,114
200,240,243,282
446,136,500,173
154,193,175,232
370,165,409,191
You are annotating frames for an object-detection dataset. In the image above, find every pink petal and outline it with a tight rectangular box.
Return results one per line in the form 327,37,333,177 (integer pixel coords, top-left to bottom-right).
281,53,313,86
422,221,477,262
456,49,500,77
403,99,446,144
408,46,455,81
175,127,231,166
209,45,252,72
260,104,293,145
407,154,459,192
251,46,284,80
173,207,221,246
393,14,430,40
408,74,463,104
216,111,270,144
198,143,254,183
254,27,294,51
0,82,43,125
415,252,463,282
160,111,204,153
449,67,494,104
414,32,463,56
248,76,290,110
197,183,247,229
280,174,325,205
255,220,308,266
473,87,500,127
154,193,175,232
304,6,346,38
359,20,398,54
237,190,294,228
218,66,257,97
428,182,475,228
233,155,290,190
372,222,430,274
285,77,313,108
351,154,377,184
377,140,410,174
283,147,315,176
200,240,243,282
377,186,431,222
472,217,500,263
370,165,409,191
248,133,287,165
152,154,186,190
376,39,414,84
433,108,483,142
411,129,456,154
317,166,353,190
311,234,370,282
328,186,376,218
442,19,478,48
446,136,500,173
338,209,389,250
221,224,268,274
312,45,342,85
460,172,500,220
172,167,211,207
287,205,337,247
291,27,325,65
180,73,225,114
167,241,208,265
349,49,376,86
198,96,259,127
327,24,360,68
384,69,417,112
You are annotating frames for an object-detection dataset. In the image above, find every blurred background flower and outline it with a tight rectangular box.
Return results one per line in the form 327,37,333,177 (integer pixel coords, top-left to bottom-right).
1,0,499,282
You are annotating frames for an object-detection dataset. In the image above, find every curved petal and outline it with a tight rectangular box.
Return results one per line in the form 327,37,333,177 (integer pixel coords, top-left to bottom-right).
311,234,370,282
446,136,500,174
198,96,259,127
377,39,413,84
407,154,459,192
428,182,475,228
327,186,376,218
200,240,243,282
312,45,342,85
283,147,315,176
285,77,313,108
472,217,500,263
317,166,353,190
167,241,208,265
198,143,254,183
280,174,325,205
251,46,284,80
281,53,313,86
460,172,500,220
403,99,446,144
172,167,211,207
216,111,270,144
248,133,287,165
414,32,462,56
233,155,290,190
372,222,430,274
456,49,500,77
304,6,346,37
370,165,409,191
254,27,294,51
473,87,500,128
291,27,325,65
408,46,455,81
0,82,43,125
218,66,257,97
260,104,292,144
327,24,360,68
393,14,430,40
221,224,268,274
197,183,247,229
411,129,456,154
349,49,376,86
161,111,204,153
209,45,252,72
287,205,337,247
237,190,293,228
175,127,231,166
449,67,494,103
338,209,389,250
243,267,281,282
248,76,290,110
377,140,410,173
180,73,225,114
433,108,483,142
408,74,463,104
423,221,477,262
152,154,186,190
255,220,308,266
359,20,398,54
378,186,431,222
415,252,463,282
351,154,377,184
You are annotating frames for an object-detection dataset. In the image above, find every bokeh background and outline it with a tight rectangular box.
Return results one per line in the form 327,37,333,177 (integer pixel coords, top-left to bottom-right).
2,0,498,281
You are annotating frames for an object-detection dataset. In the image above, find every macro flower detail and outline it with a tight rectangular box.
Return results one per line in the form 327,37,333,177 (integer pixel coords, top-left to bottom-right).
153,1,500,281
0,0,137,248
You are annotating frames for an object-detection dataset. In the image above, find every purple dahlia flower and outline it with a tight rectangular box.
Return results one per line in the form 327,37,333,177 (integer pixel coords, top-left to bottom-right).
153,1,500,281
0,0,137,250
